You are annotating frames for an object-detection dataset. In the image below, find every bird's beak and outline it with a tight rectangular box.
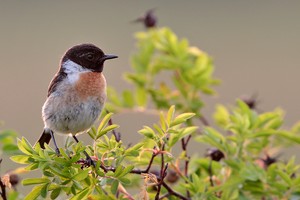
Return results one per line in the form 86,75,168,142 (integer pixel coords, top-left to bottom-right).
96,54,118,72
103,54,118,60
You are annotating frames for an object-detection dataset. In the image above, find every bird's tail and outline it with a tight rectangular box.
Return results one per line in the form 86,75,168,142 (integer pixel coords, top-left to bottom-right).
35,130,52,149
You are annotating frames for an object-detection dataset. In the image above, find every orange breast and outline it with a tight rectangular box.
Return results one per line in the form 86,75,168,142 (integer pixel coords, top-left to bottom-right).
75,72,106,102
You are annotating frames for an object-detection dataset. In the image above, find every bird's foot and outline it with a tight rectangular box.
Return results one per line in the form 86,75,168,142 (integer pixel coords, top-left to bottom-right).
55,148,60,156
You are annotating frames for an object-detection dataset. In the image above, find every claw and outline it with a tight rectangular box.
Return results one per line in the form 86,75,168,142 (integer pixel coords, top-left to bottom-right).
55,148,60,156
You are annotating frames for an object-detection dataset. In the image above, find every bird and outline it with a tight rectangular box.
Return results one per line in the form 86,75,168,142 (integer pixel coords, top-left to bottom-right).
36,43,117,162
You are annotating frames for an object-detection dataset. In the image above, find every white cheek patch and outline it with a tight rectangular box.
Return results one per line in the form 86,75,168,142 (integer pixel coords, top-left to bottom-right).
62,59,91,84
62,59,87,73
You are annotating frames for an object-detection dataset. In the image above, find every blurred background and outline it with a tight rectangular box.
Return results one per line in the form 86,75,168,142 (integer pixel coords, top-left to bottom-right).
1,1,300,171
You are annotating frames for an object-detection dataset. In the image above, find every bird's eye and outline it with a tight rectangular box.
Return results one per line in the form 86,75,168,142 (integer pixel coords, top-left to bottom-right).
86,54,94,60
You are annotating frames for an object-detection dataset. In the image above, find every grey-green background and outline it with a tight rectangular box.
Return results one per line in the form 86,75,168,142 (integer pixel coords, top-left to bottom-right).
0,0,299,189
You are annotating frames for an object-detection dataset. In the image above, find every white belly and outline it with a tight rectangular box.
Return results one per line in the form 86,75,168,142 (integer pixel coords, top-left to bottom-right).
42,94,103,135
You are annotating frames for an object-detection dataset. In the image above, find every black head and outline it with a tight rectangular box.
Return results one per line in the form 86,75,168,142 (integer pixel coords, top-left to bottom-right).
62,43,117,72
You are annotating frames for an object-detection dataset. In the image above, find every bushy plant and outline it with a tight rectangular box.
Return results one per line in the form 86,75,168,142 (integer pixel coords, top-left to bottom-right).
2,15,300,200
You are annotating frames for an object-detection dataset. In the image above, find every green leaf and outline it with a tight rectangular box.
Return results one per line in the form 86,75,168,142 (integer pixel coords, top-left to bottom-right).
50,188,61,200
214,104,230,128
23,178,50,186
240,164,265,181
122,90,135,107
111,180,119,194
48,165,70,178
40,183,50,198
70,187,91,200
95,160,105,177
136,87,147,107
276,131,300,143
159,112,167,131
97,124,120,139
139,126,156,139
72,169,89,181
24,184,45,200
43,171,55,177
7,191,19,200
119,165,134,177
10,155,31,164
88,126,97,140
196,127,226,153
125,143,144,156
97,113,114,133
114,165,123,177
17,137,34,155
3,143,19,153
25,163,39,171
276,170,292,186
167,106,175,126
181,126,198,137
170,113,195,127
119,177,131,185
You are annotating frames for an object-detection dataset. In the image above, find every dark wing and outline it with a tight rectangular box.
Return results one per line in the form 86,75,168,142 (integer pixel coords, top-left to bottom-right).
47,72,67,97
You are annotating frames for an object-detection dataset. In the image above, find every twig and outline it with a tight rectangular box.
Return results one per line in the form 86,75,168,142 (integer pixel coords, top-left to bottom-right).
101,147,158,174
99,156,187,199
155,144,166,200
118,184,135,200
208,159,214,187
159,193,170,200
100,148,189,200
181,137,191,198
162,181,189,200
107,115,121,142
144,149,157,173
0,180,7,200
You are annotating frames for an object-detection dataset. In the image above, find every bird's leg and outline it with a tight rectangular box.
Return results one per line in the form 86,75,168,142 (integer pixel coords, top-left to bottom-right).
49,130,60,155
72,135,95,167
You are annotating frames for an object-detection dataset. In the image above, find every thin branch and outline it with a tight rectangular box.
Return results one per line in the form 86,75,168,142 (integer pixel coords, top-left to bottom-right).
95,152,188,200
208,159,214,187
0,180,7,200
144,150,157,173
162,181,189,200
107,114,121,142
101,147,158,174
155,144,166,200
118,184,135,200
181,137,191,198
159,193,170,200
